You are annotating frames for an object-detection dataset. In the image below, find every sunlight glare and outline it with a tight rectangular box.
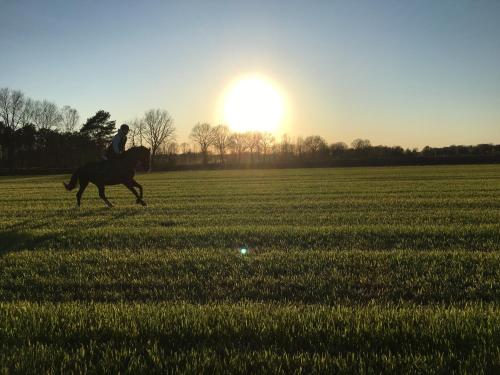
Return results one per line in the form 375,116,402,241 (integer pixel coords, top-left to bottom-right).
223,75,285,133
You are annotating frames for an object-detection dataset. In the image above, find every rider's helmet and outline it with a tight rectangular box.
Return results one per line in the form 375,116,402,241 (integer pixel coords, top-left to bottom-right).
120,124,130,134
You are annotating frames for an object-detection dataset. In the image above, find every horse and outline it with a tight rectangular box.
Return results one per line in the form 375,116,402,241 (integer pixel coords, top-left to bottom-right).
63,146,151,207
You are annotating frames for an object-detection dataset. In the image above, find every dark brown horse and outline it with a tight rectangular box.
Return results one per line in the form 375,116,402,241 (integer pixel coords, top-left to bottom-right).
63,146,150,207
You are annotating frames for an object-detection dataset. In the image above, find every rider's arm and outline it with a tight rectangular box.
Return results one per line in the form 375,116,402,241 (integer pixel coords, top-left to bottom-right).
112,134,121,153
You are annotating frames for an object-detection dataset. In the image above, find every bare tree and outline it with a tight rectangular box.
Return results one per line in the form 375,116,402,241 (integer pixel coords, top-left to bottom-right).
166,141,178,155
212,124,231,164
239,132,263,162
20,98,36,126
180,142,190,154
143,109,175,167
61,105,79,132
228,132,248,163
248,132,263,158
191,143,199,154
128,126,137,147
158,140,178,155
31,100,62,130
351,138,371,150
330,142,348,152
304,135,328,154
0,88,26,130
130,118,145,146
271,141,282,156
190,122,215,165
280,133,292,155
260,132,275,156
295,136,305,156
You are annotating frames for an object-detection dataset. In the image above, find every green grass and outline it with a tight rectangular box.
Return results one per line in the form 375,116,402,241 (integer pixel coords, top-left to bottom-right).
1,303,499,374
0,165,499,373
1,250,499,304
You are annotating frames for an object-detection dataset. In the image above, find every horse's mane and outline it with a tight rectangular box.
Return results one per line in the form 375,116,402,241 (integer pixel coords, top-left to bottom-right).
117,146,150,164
124,146,149,154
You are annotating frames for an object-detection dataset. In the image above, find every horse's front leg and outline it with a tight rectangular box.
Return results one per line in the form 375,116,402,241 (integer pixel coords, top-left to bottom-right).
131,179,145,204
123,182,144,206
128,179,146,206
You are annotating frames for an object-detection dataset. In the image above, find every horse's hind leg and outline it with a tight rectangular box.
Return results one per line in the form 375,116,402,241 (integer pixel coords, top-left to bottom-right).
76,178,89,207
98,185,113,208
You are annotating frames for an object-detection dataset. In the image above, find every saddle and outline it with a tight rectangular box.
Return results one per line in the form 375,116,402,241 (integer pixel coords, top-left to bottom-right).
98,159,115,175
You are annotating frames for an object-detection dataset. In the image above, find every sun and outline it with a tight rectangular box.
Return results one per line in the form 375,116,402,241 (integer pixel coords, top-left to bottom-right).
222,75,285,133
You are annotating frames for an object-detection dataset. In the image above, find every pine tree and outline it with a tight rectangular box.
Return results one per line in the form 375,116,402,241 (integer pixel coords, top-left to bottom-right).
80,110,116,150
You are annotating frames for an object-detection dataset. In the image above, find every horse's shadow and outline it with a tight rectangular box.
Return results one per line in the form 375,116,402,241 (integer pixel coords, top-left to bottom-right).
0,230,54,254
0,209,149,255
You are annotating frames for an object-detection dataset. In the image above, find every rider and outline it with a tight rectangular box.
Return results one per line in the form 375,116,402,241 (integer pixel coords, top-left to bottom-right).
105,124,129,161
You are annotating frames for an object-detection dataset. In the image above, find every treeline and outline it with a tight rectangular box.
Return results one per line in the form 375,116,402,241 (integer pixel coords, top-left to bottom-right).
0,87,174,172
155,123,500,170
1,87,499,174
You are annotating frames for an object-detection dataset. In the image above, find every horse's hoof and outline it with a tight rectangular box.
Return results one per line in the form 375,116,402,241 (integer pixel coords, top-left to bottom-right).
141,200,147,206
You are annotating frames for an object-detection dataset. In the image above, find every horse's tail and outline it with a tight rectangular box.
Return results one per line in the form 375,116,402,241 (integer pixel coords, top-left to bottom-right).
63,168,81,191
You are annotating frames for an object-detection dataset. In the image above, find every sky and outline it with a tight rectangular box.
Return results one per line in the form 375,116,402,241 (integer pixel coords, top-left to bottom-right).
1,0,499,148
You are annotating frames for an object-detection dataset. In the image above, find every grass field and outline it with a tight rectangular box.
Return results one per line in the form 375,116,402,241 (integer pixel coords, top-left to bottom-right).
1,165,499,373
